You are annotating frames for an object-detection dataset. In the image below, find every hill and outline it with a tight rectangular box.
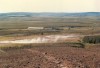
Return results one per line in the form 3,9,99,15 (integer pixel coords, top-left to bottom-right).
0,12,100,17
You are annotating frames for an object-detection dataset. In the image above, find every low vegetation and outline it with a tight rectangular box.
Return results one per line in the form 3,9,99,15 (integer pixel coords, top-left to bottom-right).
83,35,100,44
0,42,86,51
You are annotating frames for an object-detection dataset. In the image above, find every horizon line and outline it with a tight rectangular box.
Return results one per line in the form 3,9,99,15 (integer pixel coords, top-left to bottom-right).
0,11,100,13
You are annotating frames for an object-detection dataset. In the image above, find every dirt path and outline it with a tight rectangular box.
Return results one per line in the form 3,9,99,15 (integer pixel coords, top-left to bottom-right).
27,49,72,68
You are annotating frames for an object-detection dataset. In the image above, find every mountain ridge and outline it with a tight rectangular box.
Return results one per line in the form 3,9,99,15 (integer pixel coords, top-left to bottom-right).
0,12,100,17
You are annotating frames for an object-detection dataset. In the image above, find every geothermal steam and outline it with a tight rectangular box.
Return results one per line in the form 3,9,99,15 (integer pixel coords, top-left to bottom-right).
0,35,77,43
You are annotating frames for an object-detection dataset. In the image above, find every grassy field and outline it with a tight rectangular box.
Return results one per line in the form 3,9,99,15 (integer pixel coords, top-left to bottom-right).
0,17,100,29
0,16,100,37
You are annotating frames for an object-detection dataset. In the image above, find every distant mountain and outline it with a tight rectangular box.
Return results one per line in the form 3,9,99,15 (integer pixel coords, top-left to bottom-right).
0,12,100,17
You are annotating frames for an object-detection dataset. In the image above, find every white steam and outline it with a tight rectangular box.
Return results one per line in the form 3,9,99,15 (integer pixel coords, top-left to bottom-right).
0,35,78,44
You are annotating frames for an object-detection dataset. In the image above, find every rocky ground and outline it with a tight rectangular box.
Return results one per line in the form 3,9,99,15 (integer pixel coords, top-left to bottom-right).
0,44,100,68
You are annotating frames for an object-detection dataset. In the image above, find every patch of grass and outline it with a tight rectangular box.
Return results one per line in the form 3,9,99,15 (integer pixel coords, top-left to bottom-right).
0,44,33,51
63,42,85,48
84,43,100,49
0,36,13,41
0,42,98,51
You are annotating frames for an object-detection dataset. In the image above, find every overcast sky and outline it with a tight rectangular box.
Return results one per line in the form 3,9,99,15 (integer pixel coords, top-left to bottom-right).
0,0,99,13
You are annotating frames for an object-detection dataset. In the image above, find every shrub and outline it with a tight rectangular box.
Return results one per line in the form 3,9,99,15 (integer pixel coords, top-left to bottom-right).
83,35,100,44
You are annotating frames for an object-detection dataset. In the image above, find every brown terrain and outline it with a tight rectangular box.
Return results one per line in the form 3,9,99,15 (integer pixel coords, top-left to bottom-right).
0,43,100,68
0,13,100,68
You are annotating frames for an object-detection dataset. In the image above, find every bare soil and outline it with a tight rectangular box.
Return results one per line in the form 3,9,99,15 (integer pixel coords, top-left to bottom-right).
0,44,100,68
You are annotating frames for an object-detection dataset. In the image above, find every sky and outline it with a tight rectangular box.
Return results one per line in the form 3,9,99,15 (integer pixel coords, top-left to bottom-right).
0,0,99,13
